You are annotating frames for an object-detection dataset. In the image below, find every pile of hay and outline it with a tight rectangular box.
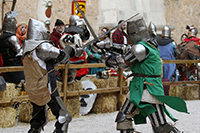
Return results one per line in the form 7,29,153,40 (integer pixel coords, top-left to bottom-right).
0,106,17,128
57,80,82,117
17,102,56,123
169,84,199,100
81,75,127,113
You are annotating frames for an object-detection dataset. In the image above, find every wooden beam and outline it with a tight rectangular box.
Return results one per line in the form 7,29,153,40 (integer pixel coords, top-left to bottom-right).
62,63,69,104
117,68,123,110
163,60,200,64
162,80,200,85
68,63,106,69
66,87,120,97
0,95,29,104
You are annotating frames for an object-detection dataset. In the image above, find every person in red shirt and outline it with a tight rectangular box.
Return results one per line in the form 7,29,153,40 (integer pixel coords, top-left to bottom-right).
112,20,129,44
50,19,65,49
183,25,200,45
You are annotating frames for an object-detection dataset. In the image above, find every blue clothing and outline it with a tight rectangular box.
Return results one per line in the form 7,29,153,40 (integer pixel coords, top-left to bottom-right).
86,44,105,75
158,42,176,81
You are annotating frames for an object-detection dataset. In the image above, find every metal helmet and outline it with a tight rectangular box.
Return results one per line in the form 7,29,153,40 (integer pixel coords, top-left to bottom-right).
162,25,171,38
27,18,50,40
69,15,84,27
186,25,198,37
2,11,18,34
148,22,157,37
127,16,150,44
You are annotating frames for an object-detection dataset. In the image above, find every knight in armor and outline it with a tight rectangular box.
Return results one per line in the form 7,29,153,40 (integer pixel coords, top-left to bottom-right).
183,25,200,45
156,25,177,82
97,16,188,133
0,11,25,84
61,15,89,82
64,15,90,42
23,18,83,133
148,22,160,47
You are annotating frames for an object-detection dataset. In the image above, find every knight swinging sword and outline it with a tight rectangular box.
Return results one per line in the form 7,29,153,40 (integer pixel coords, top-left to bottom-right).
72,0,139,50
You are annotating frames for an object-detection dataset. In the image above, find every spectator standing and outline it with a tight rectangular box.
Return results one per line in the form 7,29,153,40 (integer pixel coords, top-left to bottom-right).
50,19,65,49
112,20,129,44
183,25,200,45
16,22,28,45
157,25,177,82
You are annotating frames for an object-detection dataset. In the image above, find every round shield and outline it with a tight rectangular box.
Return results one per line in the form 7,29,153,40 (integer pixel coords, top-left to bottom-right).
79,80,97,116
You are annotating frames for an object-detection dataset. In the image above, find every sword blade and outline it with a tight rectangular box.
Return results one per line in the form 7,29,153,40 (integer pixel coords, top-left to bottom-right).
83,13,139,49
73,0,99,41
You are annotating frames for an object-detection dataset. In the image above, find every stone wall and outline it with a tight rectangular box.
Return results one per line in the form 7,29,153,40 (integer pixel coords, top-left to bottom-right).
0,0,166,34
0,0,199,43
164,0,200,43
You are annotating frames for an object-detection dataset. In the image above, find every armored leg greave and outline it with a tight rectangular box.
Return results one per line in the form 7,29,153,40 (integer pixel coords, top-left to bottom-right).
48,96,72,133
148,104,181,133
115,98,139,132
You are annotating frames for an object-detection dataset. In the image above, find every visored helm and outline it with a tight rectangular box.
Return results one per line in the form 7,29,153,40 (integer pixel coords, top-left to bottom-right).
127,16,150,44
162,25,171,38
186,25,198,37
27,18,50,40
69,15,84,27
148,22,157,38
2,11,18,34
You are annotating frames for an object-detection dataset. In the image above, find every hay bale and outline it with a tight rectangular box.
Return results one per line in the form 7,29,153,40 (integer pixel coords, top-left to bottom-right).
169,84,199,100
0,107,17,128
81,75,127,113
47,108,56,121
17,102,56,123
81,75,127,88
0,83,16,98
56,80,62,92
58,80,82,117
0,83,17,107
91,93,117,113
17,102,32,122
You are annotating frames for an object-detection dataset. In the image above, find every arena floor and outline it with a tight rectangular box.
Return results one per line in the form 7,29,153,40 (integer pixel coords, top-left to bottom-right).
0,100,199,133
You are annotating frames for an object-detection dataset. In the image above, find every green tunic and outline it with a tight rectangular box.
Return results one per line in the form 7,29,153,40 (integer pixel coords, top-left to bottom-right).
129,41,189,124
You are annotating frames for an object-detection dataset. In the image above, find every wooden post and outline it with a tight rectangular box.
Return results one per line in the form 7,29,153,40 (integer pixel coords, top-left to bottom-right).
117,68,123,110
62,63,69,104
2,0,5,28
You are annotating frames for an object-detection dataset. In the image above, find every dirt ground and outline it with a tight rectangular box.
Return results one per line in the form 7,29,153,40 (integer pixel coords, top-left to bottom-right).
0,100,199,133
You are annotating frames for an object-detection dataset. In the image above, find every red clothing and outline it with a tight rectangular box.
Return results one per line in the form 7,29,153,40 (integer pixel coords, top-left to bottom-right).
50,28,64,49
70,51,88,78
112,29,129,44
184,37,200,45
0,54,3,67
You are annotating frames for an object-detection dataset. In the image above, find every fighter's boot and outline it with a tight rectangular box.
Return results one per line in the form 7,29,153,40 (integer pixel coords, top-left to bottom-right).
148,104,182,133
28,128,42,133
115,98,140,132
120,128,142,133
28,103,48,133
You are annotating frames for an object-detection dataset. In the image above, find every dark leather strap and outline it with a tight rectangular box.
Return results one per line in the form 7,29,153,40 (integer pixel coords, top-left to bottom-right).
128,73,161,78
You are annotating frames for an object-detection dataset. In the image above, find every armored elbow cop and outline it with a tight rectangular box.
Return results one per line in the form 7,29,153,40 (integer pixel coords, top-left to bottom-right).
8,36,23,57
124,43,148,63
36,42,72,64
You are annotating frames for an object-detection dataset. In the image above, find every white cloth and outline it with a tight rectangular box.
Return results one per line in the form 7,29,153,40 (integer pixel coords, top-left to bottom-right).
32,50,47,70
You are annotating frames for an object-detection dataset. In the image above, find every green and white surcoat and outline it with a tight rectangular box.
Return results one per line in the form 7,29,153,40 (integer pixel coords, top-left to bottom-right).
129,41,189,124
